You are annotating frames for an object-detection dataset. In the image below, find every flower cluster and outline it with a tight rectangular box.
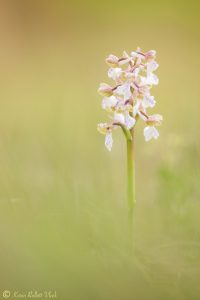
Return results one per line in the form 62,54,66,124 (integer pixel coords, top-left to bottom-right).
97,48,163,151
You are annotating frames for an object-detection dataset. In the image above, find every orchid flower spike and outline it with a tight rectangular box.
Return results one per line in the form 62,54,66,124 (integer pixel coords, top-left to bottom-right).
97,48,163,151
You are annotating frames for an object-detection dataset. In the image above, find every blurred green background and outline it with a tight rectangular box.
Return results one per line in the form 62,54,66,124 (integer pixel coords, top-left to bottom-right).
0,1,200,299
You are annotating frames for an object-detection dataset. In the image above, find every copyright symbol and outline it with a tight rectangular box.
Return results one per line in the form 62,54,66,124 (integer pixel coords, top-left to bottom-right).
2,290,11,298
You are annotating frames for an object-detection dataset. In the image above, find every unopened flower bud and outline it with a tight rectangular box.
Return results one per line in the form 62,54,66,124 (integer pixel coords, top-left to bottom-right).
145,50,156,61
98,83,113,96
146,114,163,126
105,54,119,67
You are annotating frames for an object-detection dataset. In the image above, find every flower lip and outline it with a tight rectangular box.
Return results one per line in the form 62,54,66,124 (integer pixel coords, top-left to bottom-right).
105,132,113,151
144,126,159,142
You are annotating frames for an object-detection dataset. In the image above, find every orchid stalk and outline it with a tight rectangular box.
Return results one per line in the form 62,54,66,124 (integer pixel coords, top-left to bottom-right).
97,48,162,232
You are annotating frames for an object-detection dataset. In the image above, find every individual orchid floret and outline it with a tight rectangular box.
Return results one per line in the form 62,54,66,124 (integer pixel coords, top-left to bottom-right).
97,48,162,150
143,114,163,141
131,48,157,62
97,123,114,151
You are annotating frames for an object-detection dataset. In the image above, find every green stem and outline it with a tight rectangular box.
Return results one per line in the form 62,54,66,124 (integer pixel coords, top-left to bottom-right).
127,129,136,231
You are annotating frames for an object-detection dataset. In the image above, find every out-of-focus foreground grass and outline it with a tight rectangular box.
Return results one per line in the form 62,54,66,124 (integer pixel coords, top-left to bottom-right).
0,1,200,299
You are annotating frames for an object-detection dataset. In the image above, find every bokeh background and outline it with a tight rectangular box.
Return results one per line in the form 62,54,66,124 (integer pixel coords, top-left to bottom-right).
0,0,200,299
